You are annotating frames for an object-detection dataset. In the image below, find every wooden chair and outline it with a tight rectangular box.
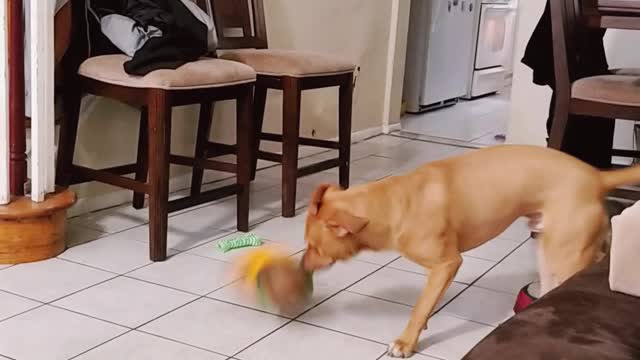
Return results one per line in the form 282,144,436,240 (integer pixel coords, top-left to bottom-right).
56,0,256,261
550,0,640,198
190,0,357,217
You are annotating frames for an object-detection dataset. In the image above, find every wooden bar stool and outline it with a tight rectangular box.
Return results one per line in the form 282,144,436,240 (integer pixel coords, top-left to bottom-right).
56,0,256,261
191,0,357,218
550,0,640,200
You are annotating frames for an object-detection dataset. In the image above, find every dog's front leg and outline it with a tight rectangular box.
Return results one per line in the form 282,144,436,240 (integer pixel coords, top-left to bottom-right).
387,256,462,358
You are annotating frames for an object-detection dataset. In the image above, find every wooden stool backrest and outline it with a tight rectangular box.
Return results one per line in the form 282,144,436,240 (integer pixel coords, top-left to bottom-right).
204,0,268,49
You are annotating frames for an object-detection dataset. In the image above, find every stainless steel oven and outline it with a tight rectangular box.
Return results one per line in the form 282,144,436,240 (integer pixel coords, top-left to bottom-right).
465,0,518,98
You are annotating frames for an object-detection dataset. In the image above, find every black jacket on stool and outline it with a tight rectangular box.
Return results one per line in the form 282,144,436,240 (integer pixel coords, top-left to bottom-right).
522,0,614,169
123,0,209,75
86,0,210,76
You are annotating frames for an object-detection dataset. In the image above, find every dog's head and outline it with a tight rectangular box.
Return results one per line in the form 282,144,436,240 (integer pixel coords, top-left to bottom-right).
301,184,370,272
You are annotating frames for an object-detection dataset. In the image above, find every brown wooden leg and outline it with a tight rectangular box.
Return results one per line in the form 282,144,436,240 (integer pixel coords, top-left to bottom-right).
338,74,354,189
236,85,254,232
147,90,171,262
251,82,268,180
55,84,82,187
190,102,214,196
133,108,148,209
281,77,302,218
548,95,570,150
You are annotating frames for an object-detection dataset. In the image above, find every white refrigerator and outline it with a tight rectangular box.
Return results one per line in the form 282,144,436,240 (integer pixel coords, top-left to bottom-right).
404,0,478,113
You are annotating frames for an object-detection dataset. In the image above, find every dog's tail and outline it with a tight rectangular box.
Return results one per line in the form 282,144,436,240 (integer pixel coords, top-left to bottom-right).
600,165,640,191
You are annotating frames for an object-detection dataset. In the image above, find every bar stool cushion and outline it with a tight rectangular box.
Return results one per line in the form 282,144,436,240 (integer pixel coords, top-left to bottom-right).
78,54,256,90
219,49,356,77
572,70,640,106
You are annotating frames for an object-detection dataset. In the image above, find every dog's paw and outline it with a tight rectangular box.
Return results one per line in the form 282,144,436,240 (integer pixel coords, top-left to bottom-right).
387,340,415,358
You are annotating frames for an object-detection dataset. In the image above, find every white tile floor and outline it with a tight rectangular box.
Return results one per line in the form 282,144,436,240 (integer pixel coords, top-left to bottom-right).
400,91,510,149
0,135,536,360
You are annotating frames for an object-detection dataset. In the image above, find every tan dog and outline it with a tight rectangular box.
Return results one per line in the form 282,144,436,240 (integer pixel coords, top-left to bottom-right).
301,144,640,358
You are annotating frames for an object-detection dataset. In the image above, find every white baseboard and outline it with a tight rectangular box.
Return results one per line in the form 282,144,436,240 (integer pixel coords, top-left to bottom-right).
385,123,401,134
68,171,200,218
68,125,389,218
349,125,386,143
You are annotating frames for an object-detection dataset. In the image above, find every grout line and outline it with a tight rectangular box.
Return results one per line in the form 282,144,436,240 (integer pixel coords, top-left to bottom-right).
383,263,474,286
0,288,44,305
344,289,413,309
55,257,123,276
67,329,135,360
47,303,131,329
295,317,390,347
201,296,297,320
432,239,531,316
389,133,482,150
376,348,446,360
229,264,389,358
228,318,295,359
290,265,388,321
0,303,47,324
135,328,231,358
471,284,522,297
434,309,500,328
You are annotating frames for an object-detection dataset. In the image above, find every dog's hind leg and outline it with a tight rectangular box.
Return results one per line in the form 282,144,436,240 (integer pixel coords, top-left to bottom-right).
539,205,604,294
536,243,555,296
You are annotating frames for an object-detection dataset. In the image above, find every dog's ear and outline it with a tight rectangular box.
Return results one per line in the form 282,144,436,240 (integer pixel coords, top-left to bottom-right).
308,184,338,216
326,209,369,237
301,247,334,271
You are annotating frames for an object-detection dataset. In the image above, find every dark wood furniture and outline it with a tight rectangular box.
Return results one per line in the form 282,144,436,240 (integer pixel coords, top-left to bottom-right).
550,0,640,198
190,0,357,217
8,0,27,196
56,0,257,261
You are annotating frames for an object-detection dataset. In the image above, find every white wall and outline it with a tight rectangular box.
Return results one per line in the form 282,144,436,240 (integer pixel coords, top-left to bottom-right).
383,0,411,131
507,0,640,150
506,0,549,146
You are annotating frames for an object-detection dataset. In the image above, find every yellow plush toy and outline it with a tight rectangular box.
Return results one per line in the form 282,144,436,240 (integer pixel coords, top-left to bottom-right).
235,247,313,310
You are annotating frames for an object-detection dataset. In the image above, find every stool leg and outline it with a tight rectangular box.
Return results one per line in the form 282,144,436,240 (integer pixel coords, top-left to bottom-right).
133,108,148,209
147,89,171,262
251,83,267,180
190,102,214,197
338,74,354,189
237,85,254,232
281,77,302,218
548,95,569,150
55,84,82,186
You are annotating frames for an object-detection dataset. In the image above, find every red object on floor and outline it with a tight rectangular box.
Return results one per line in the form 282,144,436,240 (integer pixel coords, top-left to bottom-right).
514,282,538,314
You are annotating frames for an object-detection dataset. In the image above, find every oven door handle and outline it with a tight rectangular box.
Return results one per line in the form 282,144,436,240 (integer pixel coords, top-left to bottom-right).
482,4,511,11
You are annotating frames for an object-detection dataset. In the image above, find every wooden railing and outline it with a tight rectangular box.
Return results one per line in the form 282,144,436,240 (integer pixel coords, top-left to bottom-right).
0,0,56,205
0,0,10,205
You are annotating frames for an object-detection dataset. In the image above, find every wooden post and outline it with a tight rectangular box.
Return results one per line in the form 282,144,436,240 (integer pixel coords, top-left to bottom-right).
30,0,56,202
0,0,9,204
7,0,25,196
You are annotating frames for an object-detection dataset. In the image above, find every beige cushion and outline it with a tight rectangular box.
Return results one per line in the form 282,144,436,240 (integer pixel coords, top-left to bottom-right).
219,49,356,77
599,0,640,10
78,54,256,90
572,72,640,106
609,200,640,297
